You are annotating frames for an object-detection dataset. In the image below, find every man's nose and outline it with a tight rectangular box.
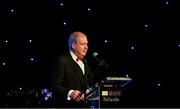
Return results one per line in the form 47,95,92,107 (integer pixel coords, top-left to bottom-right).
85,45,88,49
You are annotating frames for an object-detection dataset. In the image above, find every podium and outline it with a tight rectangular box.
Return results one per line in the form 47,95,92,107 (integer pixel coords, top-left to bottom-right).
86,77,132,108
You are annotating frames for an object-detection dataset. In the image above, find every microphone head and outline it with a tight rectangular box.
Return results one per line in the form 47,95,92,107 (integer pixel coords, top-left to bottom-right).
93,52,98,57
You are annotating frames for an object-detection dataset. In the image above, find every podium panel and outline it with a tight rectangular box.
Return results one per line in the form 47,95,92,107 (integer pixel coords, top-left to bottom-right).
87,77,132,108
100,84,122,108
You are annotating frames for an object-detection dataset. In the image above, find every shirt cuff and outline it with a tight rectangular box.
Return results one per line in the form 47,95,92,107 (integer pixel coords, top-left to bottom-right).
67,90,73,100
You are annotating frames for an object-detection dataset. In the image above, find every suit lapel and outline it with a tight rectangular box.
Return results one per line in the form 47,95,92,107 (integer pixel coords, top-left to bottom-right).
69,56,86,87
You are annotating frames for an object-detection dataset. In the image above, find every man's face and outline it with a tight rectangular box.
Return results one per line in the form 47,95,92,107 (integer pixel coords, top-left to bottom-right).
72,34,88,58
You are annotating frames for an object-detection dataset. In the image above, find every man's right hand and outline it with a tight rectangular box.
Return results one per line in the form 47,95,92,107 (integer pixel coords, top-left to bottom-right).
70,90,84,102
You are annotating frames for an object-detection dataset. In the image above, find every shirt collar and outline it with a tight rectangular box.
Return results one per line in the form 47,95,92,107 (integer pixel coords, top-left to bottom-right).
70,50,78,62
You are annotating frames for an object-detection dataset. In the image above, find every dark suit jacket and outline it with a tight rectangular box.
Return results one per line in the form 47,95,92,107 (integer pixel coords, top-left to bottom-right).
51,52,92,107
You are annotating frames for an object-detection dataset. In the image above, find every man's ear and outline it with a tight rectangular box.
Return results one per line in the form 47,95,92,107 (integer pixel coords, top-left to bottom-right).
72,42,76,49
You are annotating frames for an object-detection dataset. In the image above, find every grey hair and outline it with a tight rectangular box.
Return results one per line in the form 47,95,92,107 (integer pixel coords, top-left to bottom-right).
68,31,80,50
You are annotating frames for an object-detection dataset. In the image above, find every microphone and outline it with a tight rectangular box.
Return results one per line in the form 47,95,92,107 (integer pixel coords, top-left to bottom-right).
92,52,106,66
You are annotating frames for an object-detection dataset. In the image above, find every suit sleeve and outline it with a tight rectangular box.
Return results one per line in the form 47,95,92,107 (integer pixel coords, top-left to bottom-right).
51,57,69,99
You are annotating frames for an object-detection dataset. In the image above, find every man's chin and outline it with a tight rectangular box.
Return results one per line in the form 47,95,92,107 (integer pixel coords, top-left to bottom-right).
83,53,86,55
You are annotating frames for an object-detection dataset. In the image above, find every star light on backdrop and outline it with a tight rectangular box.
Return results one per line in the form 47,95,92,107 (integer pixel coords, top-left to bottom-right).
164,0,171,6
157,82,161,87
86,5,94,16
128,42,136,55
59,0,64,6
0,57,8,67
10,9,14,13
25,39,33,48
131,46,135,50
30,57,34,62
60,2,64,6
0,40,8,48
29,39,32,43
5,40,8,43
2,62,6,66
177,43,180,48
126,74,129,77
63,21,66,26
166,1,169,5
102,36,112,48
0,40,9,46
87,8,91,11
19,87,22,90
144,23,151,32
24,56,38,65
8,8,16,16
144,24,148,28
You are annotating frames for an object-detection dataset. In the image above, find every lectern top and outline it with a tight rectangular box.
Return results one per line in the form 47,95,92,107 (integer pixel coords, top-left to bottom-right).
106,77,132,81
